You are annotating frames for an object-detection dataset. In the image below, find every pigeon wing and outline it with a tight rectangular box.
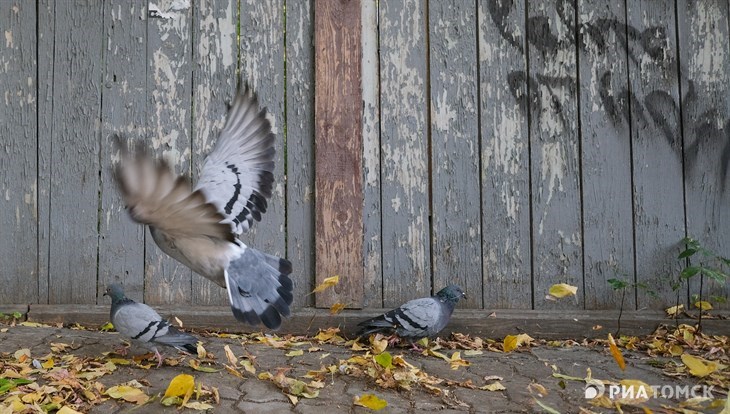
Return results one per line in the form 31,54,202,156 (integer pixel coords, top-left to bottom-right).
195,84,276,235
389,297,443,338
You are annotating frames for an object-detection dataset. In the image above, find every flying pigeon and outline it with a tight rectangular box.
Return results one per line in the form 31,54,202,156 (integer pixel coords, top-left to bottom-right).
113,82,293,329
356,285,466,347
104,284,198,367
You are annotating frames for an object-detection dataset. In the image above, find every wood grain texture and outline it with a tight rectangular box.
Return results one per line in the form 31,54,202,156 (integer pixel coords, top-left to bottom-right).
47,0,103,304
577,0,635,309
361,0,382,308
0,1,38,304
239,0,287,260
191,0,238,306
286,0,316,308
314,0,364,308
626,0,685,309
527,0,583,310
428,0,481,308
145,0,194,305
98,0,147,304
677,0,730,310
379,0,431,307
479,0,532,309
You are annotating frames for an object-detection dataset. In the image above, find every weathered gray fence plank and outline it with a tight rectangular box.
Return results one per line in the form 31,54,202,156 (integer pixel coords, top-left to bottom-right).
239,0,287,261
577,0,636,309
677,0,730,309
479,0,532,309
527,0,583,310
361,0,383,308
145,0,194,305
379,0,431,307
190,0,238,306
98,0,147,304
626,0,685,309
286,0,316,308
0,0,38,304
46,1,103,305
429,0,482,308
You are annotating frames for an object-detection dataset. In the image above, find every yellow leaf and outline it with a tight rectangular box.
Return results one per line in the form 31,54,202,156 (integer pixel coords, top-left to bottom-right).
479,382,506,391
196,342,206,359
370,335,388,355
224,345,238,366
329,302,347,315
617,379,654,403
287,394,299,405
184,401,215,410
720,396,730,414
312,276,339,293
548,283,578,299
665,304,684,317
449,351,470,370
163,374,195,406
607,333,625,371
682,354,719,377
503,334,533,352
285,350,304,357
694,301,713,311
354,394,388,410
57,407,84,414
41,358,54,369
669,344,683,356
241,359,256,375
106,385,149,404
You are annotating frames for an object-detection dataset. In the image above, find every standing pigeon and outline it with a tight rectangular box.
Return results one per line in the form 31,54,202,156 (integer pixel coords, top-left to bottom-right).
356,285,466,346
113,82,292,329
104,284,198,367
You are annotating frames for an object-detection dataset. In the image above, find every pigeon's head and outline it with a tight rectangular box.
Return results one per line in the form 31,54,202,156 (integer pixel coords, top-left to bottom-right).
436,285,466,304
104,283,127,302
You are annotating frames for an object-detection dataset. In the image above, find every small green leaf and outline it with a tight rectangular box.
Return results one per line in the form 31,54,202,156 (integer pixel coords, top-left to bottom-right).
680,266,701,279
703,268,728,283
678,248,697,259
374,352,392,369
607,278,628,290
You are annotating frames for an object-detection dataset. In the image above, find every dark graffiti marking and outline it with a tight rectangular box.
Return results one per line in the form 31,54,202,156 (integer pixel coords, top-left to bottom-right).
488,0,730,190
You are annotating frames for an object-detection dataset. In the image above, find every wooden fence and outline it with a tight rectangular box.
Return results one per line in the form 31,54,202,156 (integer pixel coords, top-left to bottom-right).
1,0,728,314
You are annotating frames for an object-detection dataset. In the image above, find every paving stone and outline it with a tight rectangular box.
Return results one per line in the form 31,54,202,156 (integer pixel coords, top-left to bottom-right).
236,400,296,413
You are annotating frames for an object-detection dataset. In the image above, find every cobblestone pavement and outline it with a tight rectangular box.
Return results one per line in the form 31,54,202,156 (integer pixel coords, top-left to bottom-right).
0,325,719,413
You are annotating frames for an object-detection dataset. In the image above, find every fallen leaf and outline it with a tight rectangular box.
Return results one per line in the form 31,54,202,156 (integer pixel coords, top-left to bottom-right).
666,304,684,317
224,345,238,366
14,349,30,363
196,342,206,359
534,399,561,414
354,393,388,410
163,374,195,406
548,283,578,299
449,352,470,370
682,354,722,377
370,335,388,355
480,382,506,391
99,322,114,331
503,334,533,352
329,303,347,315
528,383,548,396
374,352,392,369
188,359,220,373
184,401,215,410
694,301,713,311
285,350,304,357
312,276,339,293
174,316,183,328
607,333,626,371
57,407,84,414
720,396,730,414
106,385,149,405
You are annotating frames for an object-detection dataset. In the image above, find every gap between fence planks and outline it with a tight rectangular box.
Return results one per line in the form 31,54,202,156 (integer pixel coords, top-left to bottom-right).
314,0,364,308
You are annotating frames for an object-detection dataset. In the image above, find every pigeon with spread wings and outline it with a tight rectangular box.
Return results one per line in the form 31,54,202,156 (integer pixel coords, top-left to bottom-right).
114,83,292,329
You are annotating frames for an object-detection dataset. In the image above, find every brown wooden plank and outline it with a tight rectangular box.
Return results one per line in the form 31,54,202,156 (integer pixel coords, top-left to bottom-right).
313,0,364,308
145,0,194,305
190,0,238,306
677,0,730,309
361,0,383,308
577,0,635,309
626,0,685,309
98,0,147,304
379,0,431,307
27,305,730,339
527,1,583,310
47,0,104,305
0,0,38,304
286,0,316,308
479,0,532,309
428,0,482,308
239,0,287,262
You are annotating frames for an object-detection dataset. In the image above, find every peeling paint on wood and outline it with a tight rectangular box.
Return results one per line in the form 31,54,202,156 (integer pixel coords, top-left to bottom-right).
429,0,481,308
0,0,38,304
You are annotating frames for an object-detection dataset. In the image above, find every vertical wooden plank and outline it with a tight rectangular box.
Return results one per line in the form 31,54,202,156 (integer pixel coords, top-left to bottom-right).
191,0,238,306
37,0,54,305
239,0,286,260
361,0,382,308
286,0,316,308
577,0,635,309
145,0,193,305
677,0,730,309
379,0,431,307
479,0,532,309
429,0,481,307
626,0,685,308
314,0,363,308
47,1,104,304
0,1,38,304
98,0,147,304
527,0,583,310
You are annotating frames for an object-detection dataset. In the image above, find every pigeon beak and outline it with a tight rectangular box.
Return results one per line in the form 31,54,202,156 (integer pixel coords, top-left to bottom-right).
462,292,467,299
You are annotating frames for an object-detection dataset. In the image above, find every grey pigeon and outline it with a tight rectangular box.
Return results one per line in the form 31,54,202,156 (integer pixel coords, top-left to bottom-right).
104,284,198,367
356,285,466,346
113,82,292,329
